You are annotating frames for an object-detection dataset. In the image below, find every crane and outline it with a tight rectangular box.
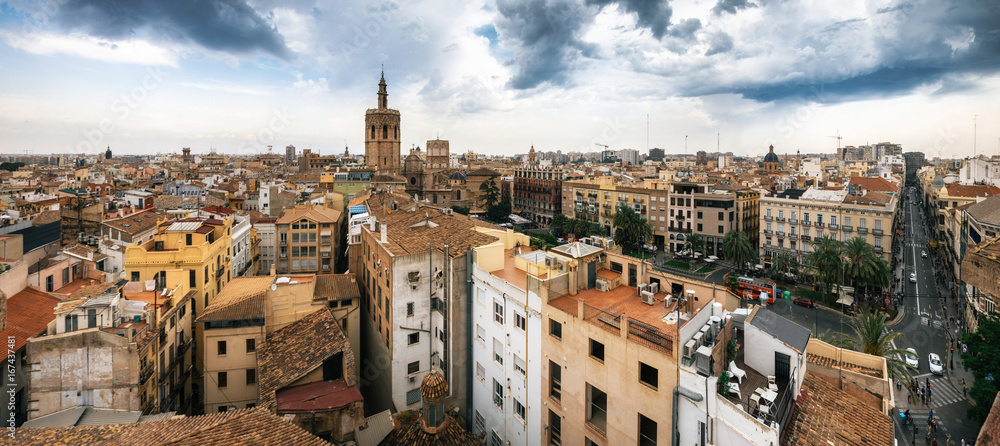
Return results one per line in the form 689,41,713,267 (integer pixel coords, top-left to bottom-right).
828,131,843,150
594,143,609,150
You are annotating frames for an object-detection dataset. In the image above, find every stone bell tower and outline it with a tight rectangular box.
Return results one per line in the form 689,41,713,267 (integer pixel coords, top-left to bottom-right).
364,71,401,175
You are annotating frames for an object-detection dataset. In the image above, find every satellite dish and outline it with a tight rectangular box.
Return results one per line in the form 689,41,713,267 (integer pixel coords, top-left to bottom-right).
271,283,277,291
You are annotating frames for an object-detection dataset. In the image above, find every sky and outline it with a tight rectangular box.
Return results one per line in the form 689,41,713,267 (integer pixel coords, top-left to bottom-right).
0,0,999,160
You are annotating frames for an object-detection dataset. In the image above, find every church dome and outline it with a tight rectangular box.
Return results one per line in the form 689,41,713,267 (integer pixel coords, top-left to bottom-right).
763,151,779,164
932,174,944,186
449,172,467,180
421,370,448,400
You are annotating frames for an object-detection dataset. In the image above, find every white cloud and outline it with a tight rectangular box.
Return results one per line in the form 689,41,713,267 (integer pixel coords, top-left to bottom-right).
1,31,178,66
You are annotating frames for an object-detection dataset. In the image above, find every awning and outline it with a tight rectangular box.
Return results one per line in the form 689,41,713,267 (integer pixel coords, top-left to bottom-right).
348,205,367,215
836,292,854,306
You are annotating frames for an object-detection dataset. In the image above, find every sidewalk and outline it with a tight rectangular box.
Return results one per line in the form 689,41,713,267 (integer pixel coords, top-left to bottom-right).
933,280,975,404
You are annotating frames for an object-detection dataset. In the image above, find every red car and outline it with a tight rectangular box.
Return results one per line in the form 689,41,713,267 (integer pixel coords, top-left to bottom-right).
793,297,814,308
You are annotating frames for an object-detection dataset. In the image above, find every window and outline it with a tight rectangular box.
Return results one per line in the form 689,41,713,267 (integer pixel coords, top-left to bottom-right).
549,319,562,339
477,324,486,343
189,270,196,287
766,209,771,217
406,302,414,316
218,341,227,355
186,233,192,245
639,414,657,446
475,410,486,434
549,410,562,445
494,339,503,365
477,362,485,381
874,237,882,249
131,271,140,282
698,421,707,446
246,368,256,384
589,339,605,362
514,354,526,376
586,383,608,433
697,211,703,219
549,360,562,401
493,379,504,409
639,362,659,389
778,210,784,219
514,312,526,331
64,315,78,332
246,338,256,353
407,361,419,375
875,219,882,231
514,398,526,421
697,223,703,232
860,218,868,229
218,405,228,412
408,332,419,345
62,268,69,284
45,275,53,292
218,371,228,388
491,431,502,446
406,388,421,406
494,300,504,324
718,225,724,234
831,215,837,226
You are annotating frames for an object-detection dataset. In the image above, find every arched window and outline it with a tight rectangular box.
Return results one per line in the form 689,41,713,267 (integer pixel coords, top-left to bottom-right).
371,125,375,139
383,125,388,139
394,126,398,139
410,177,417,185
456,190,462,200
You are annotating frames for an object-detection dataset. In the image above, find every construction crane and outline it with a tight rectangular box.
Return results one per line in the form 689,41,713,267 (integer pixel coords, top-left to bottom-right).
594,143,609,150
828,131,843,150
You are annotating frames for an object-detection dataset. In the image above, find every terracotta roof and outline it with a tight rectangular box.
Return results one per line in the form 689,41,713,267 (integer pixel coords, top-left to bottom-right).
782,372,892,446
1,288,62,352
32,209,61,226
197,276,273,322
276,205,342,225
257,309,351,405
364,197,499,258
202,205,236,216
103,210,166,235
276,379,363,413
7,407,330,446
848,176,898,193
420,370,448,400
945,183,1000,198
313,274,361,301
378,414,482,446
842,190,892,206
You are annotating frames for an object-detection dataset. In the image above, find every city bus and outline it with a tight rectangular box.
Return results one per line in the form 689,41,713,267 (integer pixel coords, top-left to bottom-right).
726,273,777,304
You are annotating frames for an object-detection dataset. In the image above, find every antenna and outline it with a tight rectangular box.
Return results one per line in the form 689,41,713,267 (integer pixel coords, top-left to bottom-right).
974,115,978,158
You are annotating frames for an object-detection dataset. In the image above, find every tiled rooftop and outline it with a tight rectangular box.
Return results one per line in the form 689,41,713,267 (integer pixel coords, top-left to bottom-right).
782,371,892,446
258,308,352,405
197,276,273,322
1,288,61,352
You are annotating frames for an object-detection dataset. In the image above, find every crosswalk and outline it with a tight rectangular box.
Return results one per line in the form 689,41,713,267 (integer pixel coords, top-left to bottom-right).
907,374,966,408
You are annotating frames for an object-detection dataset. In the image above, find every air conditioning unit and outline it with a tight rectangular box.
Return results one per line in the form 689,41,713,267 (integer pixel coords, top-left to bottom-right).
692,331,703,347
637,283,648,294
409,376,416,383
663,295,673,307
544,257,554,267
683,339,696,360
648,282,659,294
701,324,713,345
641,290,655,305
596,279,609,292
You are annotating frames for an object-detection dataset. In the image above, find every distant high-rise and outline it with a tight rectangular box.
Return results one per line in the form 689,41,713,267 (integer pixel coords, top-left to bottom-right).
648,148,664,162
182,147,192,163
364,71,401,175
285,144,296,164
104,146,112,160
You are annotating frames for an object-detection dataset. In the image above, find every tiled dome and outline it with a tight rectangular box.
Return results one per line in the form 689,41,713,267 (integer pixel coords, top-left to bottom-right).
420,370,448,400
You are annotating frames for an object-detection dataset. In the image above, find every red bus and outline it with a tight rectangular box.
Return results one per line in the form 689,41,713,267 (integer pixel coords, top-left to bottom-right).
726,273,776,304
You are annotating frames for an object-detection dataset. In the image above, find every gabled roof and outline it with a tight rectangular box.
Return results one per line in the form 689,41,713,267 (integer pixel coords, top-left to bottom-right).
1,287,62,352
11,407,330,446
945,183,1000,198
748,307,810,354
197,276,273,322
848,176,898,193
313,274,361,301
783,372,892,446
275,205,342,225
257,309,350,405
966,194,1000,225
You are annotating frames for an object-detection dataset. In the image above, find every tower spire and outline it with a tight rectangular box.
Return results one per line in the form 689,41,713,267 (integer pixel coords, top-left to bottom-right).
377,70,388,109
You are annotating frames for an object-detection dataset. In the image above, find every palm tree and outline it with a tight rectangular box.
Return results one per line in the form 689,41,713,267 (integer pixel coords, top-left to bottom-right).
612,204,651,254
684,233,705,256
842,237,878,288
721,230,758,272
769,251,799,280
806,235,843,298
836,310,916,385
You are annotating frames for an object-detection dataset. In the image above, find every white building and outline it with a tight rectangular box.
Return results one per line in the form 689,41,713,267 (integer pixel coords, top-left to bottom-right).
254,218,276,275
618,148,640,165
230,215,254,276
470,246,544,446
959,158,1000,187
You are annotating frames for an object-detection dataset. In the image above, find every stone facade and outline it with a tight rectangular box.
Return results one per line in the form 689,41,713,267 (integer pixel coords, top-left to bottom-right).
365,73,401,175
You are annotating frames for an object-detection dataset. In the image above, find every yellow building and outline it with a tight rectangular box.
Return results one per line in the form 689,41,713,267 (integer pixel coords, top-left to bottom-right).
124,215,234,414
561,178,652,236
276,204,343,274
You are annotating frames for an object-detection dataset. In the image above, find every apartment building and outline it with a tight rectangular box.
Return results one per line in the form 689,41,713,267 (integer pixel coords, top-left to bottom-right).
962,236,1000,333
352,191,500,417
538,246,741,446
664,182,759,256
319,168,373,202
469,230,539,445
759,187,898,266
201,207,258,278
275,204,343,275
561,178,651,236
124,215,234,414
512,164,565,227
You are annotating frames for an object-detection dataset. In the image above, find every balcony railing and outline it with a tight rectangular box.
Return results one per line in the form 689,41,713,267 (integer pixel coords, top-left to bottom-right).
857,227,868,234
801,220,811,226
828,223,838,229
139,363,154,384
874,246,883,252
763,229,773,235
789,218,797,224
800,235,811,241
764,215,773,221
788,234,797,240
776,217,785,222
842,225,852,232
873,229,883,235
216,267,224,278
776,231,785,237
815,222,824,228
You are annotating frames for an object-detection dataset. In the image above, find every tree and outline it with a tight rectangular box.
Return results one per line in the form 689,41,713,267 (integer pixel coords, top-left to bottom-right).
485,202,511,223
0,162,24,172
842,236,879,288
450,205,470,215
769,251,799,280
612,203,651,254
684,233,705,256
551,214,569,235
721,230,758,272
479,176,501,209
835,310,915,386
806,235,843,298
961,312,1000,424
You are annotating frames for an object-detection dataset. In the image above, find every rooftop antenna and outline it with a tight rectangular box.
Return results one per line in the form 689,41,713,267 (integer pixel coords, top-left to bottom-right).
974,115,978,158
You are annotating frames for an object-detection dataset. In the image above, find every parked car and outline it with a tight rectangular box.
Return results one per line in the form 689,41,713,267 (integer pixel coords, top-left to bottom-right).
910,273,917,283
905,348,919,369
921,250,928,258
792,297,814,308
928,353,943,375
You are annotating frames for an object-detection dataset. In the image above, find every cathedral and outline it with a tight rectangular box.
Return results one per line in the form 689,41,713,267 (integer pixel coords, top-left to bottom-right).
364,73,499,210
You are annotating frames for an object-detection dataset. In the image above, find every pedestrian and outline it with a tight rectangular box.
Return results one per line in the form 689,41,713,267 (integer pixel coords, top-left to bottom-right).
964,385,967,397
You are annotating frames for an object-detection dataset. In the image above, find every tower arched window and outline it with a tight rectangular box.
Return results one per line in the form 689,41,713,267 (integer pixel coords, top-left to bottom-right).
383,125,388,139
371,125,375,139
394,126,398,139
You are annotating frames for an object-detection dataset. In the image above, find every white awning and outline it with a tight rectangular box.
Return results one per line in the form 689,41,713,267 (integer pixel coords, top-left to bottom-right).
836,293,854,306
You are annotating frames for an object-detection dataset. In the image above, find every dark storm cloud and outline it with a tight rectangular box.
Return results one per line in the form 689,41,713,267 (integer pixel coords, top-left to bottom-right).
495,0,597,89
711,0,756,16
704,32,733,56
49,0,293,60
668,18,702,40
586,0,673,39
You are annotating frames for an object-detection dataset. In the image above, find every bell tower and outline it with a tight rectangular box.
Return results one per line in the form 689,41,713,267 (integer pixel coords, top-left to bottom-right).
365,71,401,175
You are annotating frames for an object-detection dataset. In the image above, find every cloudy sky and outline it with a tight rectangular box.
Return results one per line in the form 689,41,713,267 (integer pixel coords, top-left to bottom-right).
0,0,998,159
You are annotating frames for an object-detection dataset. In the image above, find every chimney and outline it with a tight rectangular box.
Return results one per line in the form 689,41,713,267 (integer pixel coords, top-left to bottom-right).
270,263,276,276
381,224,387,244
370,218,375,231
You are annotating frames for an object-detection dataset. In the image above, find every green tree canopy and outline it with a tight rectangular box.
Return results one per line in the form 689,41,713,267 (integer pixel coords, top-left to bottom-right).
961,312,1000,424
769,251,799,280
479,176,501,209
806,235,843,297
612,203,651,254
721,230,758,272
835,310,915,386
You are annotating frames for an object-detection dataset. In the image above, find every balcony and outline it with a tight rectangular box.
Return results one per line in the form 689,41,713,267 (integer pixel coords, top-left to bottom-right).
789,218,797,224
676,214,685,220
764,215,773,221
842,225,853,232
279,239,287,245
857,227,868,234
776,231,785,237
139,363,154,384
776,217,785,222
873,229,883,235
216,267,224,278
801,220,811,226
874,246,883,253
672,227,692,234
788,234,797,240
763,229,773,235
801,235,811,241
828,223,838,229
815,222,824,228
